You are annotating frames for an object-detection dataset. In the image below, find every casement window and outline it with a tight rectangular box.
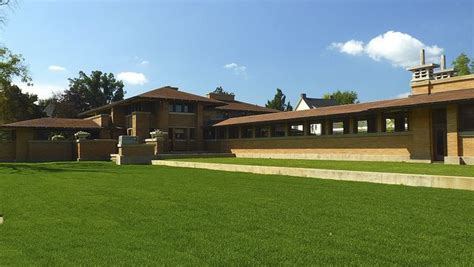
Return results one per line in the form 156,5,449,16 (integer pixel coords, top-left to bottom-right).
309,123,322,136
228,127,240,139
289,123,304,136
242,126,254,138
459,105,474,131
255,126,270,138
271,124,286,137
173,128,186,140
0,130,13,141
169,103,195,113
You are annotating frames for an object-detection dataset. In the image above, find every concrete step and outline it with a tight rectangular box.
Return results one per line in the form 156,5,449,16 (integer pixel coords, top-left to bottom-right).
157,153,235,160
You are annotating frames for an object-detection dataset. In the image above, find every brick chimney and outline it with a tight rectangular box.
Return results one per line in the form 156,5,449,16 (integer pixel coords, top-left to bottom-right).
207,92,235,101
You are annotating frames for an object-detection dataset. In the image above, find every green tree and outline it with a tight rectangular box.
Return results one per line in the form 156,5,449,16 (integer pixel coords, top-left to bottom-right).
266,88,293,111
213,86,234,95
323,90,359,105
0,84,44,123
452,53,472,76
58,71,125,117
0,47,31,87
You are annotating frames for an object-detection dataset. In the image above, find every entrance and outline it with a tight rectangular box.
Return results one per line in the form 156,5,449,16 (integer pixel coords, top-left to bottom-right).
432,109,447,161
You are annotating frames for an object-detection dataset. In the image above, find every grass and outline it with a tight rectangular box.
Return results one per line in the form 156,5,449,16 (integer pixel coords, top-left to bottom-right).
174,157,474,177
0,162,473,265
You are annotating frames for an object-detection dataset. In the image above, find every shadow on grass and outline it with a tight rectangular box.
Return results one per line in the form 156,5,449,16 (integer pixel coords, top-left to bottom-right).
0,162,117,175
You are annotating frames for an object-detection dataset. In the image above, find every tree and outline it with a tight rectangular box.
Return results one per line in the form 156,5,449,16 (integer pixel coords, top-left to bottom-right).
323,90,359,105
266,88,293,111
0,84,44,123
0,0,11,25
452,53,472,76
57,71,125,117
212,86,234,95
0,47,31,87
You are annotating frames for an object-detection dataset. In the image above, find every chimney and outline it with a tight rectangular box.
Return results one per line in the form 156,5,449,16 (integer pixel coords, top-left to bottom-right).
300,93,306,99
420,49,426,65
440,54,446,70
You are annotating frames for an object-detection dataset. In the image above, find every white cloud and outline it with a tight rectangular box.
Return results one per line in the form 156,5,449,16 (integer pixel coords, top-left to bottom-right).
224,63,248,78
48,65,66,72
14,82,65,100
330,40,364,55
117,72,148,85
140,60,149,65
396,92,411,99
329,31,444,68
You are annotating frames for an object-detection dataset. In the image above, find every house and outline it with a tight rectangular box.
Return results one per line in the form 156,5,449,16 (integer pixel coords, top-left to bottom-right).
209,51,474,165
1,49,473,164
0,87,277,161
295,94,338,111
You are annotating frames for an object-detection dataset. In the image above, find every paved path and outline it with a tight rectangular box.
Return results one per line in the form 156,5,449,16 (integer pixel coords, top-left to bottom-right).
152,160,474,191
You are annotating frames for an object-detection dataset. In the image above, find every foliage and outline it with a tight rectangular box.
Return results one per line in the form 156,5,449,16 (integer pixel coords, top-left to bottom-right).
54,71,125,117
212,86,234,96
0,162,472,265
0,0,11,25
0,47,31,87
0,83,44,124
266,88,293,111
323,90,359,105
452,53,473,76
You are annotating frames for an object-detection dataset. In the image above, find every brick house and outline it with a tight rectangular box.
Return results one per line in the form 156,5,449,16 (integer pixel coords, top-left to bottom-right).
1,50,473,164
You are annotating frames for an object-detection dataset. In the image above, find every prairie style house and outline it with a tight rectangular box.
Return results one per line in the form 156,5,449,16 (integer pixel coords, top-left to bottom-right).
0,50,473,164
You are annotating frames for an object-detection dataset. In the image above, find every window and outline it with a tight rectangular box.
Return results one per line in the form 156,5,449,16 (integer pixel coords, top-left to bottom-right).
271,124,286,137
309,123,322,136
357,120,368,134
204,128,215,139
332,121,345,135
0,130,13,141
173,128,186,140
255,126,270,138
460,105,474,131
189,128,196,140
289,123,304,136
217,128,226,139
242,126,254,138
169,103,195,113
384,113,408,132
229,127,240,139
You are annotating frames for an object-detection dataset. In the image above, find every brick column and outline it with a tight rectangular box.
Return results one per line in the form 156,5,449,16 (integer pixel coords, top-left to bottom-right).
324,120,332,135
348,118,355,134
303,121,310,136
376,113,384,133
445,104,460,164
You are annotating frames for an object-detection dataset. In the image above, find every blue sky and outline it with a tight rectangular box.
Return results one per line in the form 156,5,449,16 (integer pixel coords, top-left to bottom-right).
0,0,472,106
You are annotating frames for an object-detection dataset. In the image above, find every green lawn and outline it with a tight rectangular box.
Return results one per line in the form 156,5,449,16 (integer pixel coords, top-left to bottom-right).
174,157,474,177
0,162,472,265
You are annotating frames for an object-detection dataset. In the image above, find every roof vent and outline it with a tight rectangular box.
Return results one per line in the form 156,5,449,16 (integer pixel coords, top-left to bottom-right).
433,55,456,80
406,49,439,82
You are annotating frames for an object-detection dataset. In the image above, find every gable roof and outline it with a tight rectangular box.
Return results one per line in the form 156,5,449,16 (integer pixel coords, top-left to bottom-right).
213,89,474,127
215,100,280,113
301,97,339,108
0,118,102,129
79,86,225,116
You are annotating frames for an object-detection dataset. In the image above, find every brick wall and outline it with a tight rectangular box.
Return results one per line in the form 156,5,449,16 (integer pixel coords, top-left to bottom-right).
206,133,414,161
28,140,75,162
460,136,474,156
0,141,15,162
77,139,117,161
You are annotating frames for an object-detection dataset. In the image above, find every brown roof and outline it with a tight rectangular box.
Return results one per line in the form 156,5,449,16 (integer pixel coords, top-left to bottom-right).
215,101,280,113
0,118,102,129
79,86,224,116
214,89,474,126
139,87,223,104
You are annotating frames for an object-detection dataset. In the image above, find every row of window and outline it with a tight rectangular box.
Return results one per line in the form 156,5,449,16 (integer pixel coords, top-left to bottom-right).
212,114,410,139
169,103,195,113
169,128,196,140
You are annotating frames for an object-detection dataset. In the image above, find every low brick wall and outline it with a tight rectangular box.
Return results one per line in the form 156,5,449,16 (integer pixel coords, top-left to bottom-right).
206,133,415,162
28,140,75,162
460,135,474,157
0,141,15,162
77,139,117,161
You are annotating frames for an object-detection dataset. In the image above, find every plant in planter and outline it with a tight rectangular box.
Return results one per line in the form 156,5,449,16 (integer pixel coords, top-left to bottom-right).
51,134,66,141
74,131,91,140
150,129,168,139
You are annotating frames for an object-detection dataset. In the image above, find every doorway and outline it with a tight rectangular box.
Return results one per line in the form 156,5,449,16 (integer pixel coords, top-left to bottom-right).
432,109,447,161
